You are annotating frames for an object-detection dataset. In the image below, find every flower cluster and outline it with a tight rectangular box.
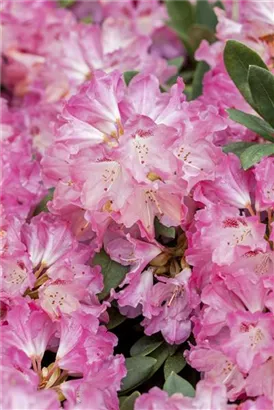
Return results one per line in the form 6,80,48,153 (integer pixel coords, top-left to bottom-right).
1,0,274,409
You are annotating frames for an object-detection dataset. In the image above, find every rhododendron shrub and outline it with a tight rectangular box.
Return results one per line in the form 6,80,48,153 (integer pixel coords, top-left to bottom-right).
1,0,274,409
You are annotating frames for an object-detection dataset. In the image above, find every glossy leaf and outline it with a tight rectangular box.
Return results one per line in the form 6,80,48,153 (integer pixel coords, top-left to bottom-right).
59,0,75,7
155,218,176,239
213,0,225,9
164,372,195,397
223,141,256,157
191,60,210,99
120,357,157,393
196,0,218,32
168,56,184,70
120,391,140,410
165,0,194,36
33,188,54,216
248,66,274,128
148,343,171,376
240,143,274,170
130,335,164,357
224,40,268,108
124,71,139,86
227,109,274,142
164,353,186,380
92,250,129,300
187,24,216,51
106,307,126,330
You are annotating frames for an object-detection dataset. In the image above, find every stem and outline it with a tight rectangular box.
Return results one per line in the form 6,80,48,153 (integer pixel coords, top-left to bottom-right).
267,208,273,236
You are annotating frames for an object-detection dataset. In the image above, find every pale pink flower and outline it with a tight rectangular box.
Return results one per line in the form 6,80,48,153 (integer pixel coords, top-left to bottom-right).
195,154,253,209
21,213,82,269
116,268,154,318
190,205,266,266
245,356,274,401
135,380,230,410
254,157,274,211
222,311,274,373
142,268,197,344
62,355,126,410
2,300,56,361
186,346,245,400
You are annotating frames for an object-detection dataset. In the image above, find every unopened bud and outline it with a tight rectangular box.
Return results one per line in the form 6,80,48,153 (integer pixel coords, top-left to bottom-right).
180,257,189,270
154,266,169,275
150,252,171,267
170,259,181,277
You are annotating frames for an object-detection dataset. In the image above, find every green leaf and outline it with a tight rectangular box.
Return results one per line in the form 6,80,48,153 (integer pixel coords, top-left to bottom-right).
106,307,126,330
92,250,129,300
168,57,184,70
154,218,176,239
120,357,157,393
154,219,176,239
191,61,210,100
223,141,256,157
213,0,225,9
187,24,216,51
148,343,171,376
33,188,54,216
164,353,186,380
248,66,274,128
165,0,194,36
163,372,195,397
120,392,140,410
240,143,274,170
58,0,75,7
124,71,139,86
130,335,164,357
224,40,268,109
227,109,274,142
196,0,218,32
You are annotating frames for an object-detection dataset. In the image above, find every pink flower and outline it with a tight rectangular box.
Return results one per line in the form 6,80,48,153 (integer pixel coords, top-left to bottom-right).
222,311,274,373
1,255,34,297
195,154,253,209
189,205,266,266
2,300,56,361
117,116,177,183
254,157,274,211
116,268,154,318
21,213,85,269
60,70,124,145
186,346,245,400
124,74,185,128
245,356,274,401
134,387,183,410
172,121,222,192
142,268,196,344
61,355,126,410
135,380,230,410
238,396,273,410
119,181,184,240
104,227,162,276
75,159,134,212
